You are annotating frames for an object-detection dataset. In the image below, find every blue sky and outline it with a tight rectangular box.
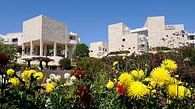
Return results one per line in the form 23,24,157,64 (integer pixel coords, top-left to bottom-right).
0,0,195,45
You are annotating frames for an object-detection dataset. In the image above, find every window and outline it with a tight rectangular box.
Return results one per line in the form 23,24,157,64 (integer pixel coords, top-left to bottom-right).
98,46,102,51
69,35,76,40
188,36,195,40
121,45,124,47
122,38,125,42
12,38,18,42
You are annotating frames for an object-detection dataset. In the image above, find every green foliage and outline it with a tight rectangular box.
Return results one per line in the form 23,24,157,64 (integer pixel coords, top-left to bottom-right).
59,58,72,70
108,50,130,55
0,42,17,63
74,57,105,77
73,43,89,58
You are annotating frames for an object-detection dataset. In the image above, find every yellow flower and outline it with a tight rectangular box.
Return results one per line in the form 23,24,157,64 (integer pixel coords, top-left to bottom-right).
161,59,177,72
131,69,144,80
127,81,149,99
169,77,180,84
112,61,118,67
150,67,171,86
167,84,191,99
33,72,44,80
151,89,157,94
8,77,20,87
6,69,15,77
166,99,172,104
143,77,151,82
21,70,36,82
118,72,133,87
45,83,55,93
106,80,114,89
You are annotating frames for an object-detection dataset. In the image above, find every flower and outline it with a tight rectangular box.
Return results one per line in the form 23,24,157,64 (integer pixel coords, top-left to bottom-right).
131,69,144,80
106,80,114,89
64,73,70,79
167,84,191,99
8,77,20,87
118,72,133,87
46,78,51,83
49,74,61,82
33,72,43,80
117,82,125,96
143,77,151,82
169,77,180,84
70,76,76,81
6,69,15,77
21,70,35,82
127,81,149,99
74,70,86,78
45,83,55,93
150,67,171,86
112,61,118,67
161,59,177,72
151,89,157,94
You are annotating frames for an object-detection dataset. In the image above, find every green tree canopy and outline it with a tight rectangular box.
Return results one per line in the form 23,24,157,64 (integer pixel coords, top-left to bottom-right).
59,58,71,70
0,42,17,63
73,43,89,58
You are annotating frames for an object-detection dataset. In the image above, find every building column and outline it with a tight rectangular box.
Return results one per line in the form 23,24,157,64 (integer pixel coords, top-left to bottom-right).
22,43,25,56
44,45,47,56
40,39,43,56
65,44,68,58
30,41,34,56
54,42,57,56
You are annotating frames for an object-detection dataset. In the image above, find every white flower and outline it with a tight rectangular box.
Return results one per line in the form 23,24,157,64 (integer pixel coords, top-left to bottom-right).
56,75,61,81
70,76,76,81
64,73,70,79
45,97,51,107
66,80,73,86
46,78,51,83
49,74,56,80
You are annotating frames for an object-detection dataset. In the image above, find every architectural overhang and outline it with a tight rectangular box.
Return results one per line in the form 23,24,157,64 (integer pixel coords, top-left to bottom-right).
130,27,148,33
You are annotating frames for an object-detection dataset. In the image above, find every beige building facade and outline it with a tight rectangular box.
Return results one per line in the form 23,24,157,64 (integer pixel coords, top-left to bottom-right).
89,41,108,58
1,15,80,65
108,16,188,54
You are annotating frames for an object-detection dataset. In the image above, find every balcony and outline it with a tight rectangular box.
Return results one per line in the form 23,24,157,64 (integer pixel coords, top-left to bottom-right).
69,40,78,45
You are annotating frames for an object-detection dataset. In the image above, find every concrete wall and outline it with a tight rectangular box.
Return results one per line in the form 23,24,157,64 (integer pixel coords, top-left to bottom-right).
145,16,165,48
23,15,42,43
3,32,23,46
163,24,187,48
42,16,67,44
89,41,108,58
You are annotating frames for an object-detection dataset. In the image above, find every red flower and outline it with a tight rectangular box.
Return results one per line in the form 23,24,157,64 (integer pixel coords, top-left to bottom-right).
0,53,9,66
117,82,125,96
74,70,86,78
76,86,91,108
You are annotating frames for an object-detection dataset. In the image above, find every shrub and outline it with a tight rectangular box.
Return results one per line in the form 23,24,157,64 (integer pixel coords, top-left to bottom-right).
74,57,105,78
59,58,71,70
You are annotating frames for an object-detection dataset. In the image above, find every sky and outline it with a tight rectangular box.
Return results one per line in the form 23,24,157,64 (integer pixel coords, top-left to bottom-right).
0,0,195,45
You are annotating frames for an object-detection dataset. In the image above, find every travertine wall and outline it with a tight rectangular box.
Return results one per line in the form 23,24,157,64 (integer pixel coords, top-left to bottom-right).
23,15,67,44
108,23,124,52
4,32,23,46
145,16,165,48
163,24,187,48
42,16,67,44
108,23,138,54
89,41,108,58
23,15,42,43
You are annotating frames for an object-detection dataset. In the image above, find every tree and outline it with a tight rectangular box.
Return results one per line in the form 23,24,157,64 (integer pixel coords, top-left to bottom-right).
74,43,89,58
0,42,17,63
59,58,71,70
